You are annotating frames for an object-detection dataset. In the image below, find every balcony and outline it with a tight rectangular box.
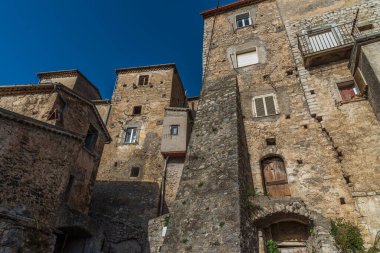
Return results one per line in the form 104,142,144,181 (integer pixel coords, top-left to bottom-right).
297,22,356,67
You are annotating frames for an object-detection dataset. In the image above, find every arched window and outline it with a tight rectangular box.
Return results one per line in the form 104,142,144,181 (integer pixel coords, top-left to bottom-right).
261,156,291,197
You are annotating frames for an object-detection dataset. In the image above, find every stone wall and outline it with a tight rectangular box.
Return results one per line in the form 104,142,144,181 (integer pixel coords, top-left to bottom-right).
283,0,380,242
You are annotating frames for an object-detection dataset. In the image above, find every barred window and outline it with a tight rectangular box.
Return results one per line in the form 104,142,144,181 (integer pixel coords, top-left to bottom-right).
252,94,279,117
124,127,138,144
236,13,252,28
138,75,149,86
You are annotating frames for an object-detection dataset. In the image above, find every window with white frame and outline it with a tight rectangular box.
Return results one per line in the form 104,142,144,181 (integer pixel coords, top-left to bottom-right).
237,49,258,67
124,127,138,144
236,13,252,28
252,94,279,117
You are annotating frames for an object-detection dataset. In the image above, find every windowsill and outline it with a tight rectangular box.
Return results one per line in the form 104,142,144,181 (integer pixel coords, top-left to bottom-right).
253,113,280,119
236,24,254,30
338,97,366,105
236,63,259,69
123,142,138,145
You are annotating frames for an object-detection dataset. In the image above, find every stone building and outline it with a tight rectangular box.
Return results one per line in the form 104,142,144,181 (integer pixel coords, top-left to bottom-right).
91,64,196,252
0,70,111,252
160,0,380,252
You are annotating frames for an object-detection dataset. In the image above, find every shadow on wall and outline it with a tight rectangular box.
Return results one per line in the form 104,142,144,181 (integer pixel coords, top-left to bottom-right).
90,180,166,253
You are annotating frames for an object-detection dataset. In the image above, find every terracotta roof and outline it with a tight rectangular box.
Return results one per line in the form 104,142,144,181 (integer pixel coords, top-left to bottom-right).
201,0,262,18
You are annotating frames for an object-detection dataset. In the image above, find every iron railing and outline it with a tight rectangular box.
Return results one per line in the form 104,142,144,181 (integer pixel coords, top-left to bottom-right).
297,22,356,56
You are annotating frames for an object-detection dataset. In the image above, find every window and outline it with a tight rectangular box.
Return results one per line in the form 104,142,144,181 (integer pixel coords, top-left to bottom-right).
337,81,359,101
124,127,138,144
237,49,258,67
133,106,142,115
236,13,252,28
84,124,98,150
130,167,140,177
253,94,279,117
138,75,149,86
261,156,291,197
170,125,179,135
308,29,338,52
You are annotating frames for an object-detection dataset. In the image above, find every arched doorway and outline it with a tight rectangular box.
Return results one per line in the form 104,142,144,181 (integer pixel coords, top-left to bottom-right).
261,156,291,197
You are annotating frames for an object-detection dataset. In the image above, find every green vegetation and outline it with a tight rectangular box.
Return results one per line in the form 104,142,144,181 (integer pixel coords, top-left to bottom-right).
266,240,280,253
219,221,225,227
163,215,170,227
331,219,364,253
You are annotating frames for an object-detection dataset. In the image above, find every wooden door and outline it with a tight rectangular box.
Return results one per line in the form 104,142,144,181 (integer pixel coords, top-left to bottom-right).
262,157,291,197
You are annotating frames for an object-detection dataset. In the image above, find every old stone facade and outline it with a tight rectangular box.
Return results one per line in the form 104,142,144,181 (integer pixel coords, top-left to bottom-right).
1,0,380,252
0,70,111,252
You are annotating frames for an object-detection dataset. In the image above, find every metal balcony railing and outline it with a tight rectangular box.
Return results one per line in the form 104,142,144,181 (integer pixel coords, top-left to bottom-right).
297,22,356,56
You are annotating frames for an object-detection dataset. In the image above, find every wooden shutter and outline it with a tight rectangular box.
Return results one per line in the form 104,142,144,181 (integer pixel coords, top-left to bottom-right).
262,157,291,197
254,97,266,117
265,96,276,115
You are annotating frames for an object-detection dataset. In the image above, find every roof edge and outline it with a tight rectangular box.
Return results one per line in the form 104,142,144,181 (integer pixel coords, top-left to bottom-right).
37,69,102,100
201,0,262,18
116,63,176,74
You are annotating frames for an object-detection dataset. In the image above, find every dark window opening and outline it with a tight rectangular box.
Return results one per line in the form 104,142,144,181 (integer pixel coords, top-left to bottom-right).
266,138,276,146
310,90,315,95
84,124,98,150
138,75,149,86
170,125,179,135
297,160,303,164
130,167,140,177
340,197,346,205
358,23,374,32
133,106,142,115
64,175,75,202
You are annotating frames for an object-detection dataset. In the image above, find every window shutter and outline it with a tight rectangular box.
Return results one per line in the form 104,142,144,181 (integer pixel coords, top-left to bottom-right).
265,96,276,115
255,98,266,117
237,50,258,67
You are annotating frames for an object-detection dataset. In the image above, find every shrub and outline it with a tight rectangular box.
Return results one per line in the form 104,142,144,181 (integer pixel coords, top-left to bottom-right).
266,240,280,253
331,219,364,253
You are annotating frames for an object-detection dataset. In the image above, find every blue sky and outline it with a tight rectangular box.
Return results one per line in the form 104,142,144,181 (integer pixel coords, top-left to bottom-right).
0,0,236,99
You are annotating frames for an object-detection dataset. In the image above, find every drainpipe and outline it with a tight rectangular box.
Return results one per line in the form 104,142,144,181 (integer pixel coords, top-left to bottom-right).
159,156,169,216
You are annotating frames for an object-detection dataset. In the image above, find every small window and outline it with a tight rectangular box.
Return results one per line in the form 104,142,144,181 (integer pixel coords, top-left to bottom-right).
170,125,179,135
337,81,360,101
236,13,252,28
138,75,149,86
130,167,140,177
253,94,279,117
358,23,373,32
133,106,142,115
124,127,138,144
237,49,258,67
84,124,98,150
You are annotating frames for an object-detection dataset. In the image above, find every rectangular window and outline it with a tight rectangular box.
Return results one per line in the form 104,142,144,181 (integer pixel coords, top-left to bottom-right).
84,124,98,150
236,13,252,28
237,50,258,67
337,81,360,101
253,94,279,117
130,167,140,177
133,106,142,115
125,127,138,144
138,75,149,86
170,125,179,135
308,30,338,52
